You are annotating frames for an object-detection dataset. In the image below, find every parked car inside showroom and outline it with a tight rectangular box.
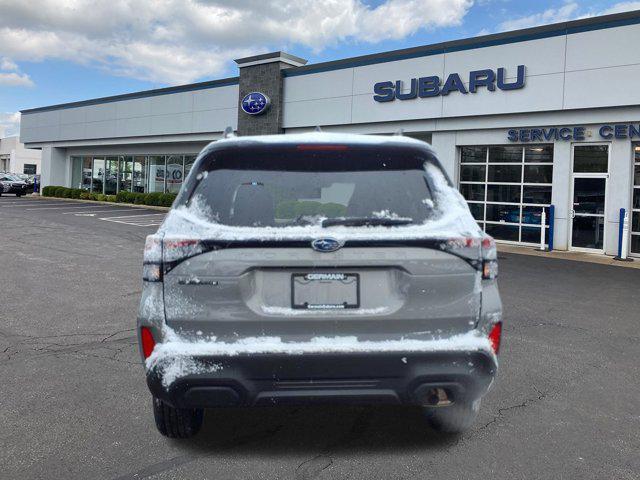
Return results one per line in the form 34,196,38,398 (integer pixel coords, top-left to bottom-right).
0,173,28,196
137,132,503,438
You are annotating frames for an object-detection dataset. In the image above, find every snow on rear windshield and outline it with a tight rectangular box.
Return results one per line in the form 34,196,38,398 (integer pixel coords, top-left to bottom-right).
185,168,434,227
160,157,482,242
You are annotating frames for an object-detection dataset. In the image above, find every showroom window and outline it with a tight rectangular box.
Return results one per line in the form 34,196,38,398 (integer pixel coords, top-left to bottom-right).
23,164,37,175
459,145,553,244
632,144,640,255
70,154,197,194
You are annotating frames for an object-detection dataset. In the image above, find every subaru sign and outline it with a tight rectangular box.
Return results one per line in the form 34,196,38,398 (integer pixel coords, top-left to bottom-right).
241,92,270,115
373,65,526,102
311,238,342,252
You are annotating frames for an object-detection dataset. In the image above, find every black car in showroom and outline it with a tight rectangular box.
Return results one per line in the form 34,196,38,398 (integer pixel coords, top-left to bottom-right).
0,174,28,196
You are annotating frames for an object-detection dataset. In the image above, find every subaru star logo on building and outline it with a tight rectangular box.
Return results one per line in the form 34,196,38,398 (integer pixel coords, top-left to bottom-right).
241,92,270,115
311,238,342,252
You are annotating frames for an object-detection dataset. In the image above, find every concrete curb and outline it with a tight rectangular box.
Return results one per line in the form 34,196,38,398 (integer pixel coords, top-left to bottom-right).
31,195,171,212
498,244,640,269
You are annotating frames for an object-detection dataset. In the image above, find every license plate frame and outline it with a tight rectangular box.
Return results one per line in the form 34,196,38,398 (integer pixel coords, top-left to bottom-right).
291,272,360,310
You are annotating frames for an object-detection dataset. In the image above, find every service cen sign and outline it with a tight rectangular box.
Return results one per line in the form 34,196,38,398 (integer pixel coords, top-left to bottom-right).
507,124,640,142
373,65,526,102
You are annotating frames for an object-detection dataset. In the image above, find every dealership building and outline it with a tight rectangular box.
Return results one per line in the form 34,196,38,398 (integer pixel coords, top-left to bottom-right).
19,10,640,257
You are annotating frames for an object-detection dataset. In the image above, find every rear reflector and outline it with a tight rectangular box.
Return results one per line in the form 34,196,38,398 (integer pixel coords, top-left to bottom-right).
140,327,156,359
488,322,502,355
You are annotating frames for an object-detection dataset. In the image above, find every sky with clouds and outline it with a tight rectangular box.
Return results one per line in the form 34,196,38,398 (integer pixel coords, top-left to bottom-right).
1,0,639,136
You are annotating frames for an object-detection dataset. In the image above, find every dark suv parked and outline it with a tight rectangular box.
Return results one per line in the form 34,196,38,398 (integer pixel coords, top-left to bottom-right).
0,174,28,196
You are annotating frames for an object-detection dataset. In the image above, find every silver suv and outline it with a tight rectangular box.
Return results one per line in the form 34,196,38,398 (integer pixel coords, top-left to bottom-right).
137,133,502,438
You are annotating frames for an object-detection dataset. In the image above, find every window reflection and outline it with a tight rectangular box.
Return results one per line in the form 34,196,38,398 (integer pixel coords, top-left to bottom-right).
133,156,146,193
147,156,166,193
92,157,105,194
71,154,196,194
105,156,118,195
166,155,184,194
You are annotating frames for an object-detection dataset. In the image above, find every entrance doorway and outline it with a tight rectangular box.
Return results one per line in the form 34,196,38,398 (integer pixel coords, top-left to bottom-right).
570,144,609,253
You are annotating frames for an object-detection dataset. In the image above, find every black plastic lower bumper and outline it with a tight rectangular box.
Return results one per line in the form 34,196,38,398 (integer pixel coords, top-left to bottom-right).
147,350,498,409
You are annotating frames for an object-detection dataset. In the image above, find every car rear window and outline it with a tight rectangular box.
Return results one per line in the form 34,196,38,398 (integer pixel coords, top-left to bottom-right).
179,144,441,228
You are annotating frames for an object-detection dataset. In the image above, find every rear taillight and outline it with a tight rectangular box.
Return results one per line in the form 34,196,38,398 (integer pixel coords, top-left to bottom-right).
140,327,156,359
488,322,502,354
143,235,163,282
482,260,498,280
143,235,205,281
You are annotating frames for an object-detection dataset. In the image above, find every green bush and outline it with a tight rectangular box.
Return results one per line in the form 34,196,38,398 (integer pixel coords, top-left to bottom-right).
144,192,164,206
116,191,132,203
160,193,176,207
42,186,174,207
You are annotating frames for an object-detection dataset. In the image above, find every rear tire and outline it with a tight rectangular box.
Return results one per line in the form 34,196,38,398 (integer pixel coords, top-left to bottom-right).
424,398,481,434
152,397,204,438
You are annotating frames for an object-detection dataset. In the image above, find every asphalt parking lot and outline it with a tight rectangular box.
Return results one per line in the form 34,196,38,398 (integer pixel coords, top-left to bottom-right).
1,195,639,480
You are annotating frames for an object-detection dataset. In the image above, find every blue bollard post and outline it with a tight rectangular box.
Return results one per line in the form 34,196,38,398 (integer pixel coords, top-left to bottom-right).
617,208,625,258
548,205,555,252
33,178,38,194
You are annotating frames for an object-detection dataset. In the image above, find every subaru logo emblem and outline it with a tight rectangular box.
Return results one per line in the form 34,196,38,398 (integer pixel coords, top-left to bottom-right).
241,92,270,115
311,238,342,252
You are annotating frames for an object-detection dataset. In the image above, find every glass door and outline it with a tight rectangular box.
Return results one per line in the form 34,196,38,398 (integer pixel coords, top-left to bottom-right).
571,177,607,251
570,144,609,253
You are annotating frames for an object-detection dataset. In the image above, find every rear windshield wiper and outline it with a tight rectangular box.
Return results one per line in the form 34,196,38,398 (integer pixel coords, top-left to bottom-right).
321,217,413,228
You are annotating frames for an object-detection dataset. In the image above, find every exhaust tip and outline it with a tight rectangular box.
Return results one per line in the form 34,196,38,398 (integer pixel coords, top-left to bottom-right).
424,387,454,407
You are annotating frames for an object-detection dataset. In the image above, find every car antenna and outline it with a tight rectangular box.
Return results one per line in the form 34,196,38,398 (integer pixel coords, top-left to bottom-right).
223,126,236,138
393,128,404,136
314,125,322,132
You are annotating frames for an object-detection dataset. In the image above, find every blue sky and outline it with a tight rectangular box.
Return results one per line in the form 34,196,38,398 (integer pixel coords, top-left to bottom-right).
1,0,639,135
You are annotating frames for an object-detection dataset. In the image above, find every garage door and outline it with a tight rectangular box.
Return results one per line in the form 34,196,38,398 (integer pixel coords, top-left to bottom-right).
458,145,553,245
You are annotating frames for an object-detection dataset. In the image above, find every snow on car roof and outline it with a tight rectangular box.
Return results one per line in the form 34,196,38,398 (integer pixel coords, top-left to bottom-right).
201,131,435,155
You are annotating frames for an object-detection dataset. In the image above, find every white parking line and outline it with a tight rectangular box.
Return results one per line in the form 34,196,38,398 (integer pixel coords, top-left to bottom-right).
100,213,166,219
100,218,164,227
62,208,147,215
25,204,100,211
0,202,71,207
99,212,166,227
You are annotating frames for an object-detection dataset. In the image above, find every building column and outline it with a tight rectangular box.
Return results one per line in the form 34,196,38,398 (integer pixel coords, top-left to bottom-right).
550,141,571,251
234,52,307,136
606,139,634,256
40,146,67,188
430,132,458,181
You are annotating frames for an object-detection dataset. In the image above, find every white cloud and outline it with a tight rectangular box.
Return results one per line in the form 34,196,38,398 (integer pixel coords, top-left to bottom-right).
0,0,474,85
1,57,18,71
600,1,640,14
0,55,34,87
494,1,640,33
0,112,21,137
498,2,579,31
0,71,34,87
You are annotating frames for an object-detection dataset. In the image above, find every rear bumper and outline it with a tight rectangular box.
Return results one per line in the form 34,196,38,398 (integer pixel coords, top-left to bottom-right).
146,350,498,409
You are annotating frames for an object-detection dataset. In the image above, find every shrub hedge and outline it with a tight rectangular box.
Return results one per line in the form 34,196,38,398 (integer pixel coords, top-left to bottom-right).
42,186,176,207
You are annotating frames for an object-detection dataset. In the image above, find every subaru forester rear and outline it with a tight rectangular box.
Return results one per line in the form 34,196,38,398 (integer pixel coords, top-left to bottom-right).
137,132,503,438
